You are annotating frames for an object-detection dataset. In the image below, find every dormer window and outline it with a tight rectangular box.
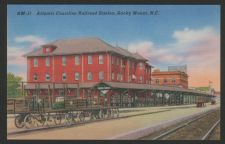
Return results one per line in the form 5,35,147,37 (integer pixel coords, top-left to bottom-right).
46,47,50,52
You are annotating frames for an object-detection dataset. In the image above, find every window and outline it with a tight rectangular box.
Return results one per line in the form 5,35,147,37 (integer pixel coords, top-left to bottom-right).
62,73,67,81
33,73,38,81
128,75,131,82
121,74,123,81
99,55,104,64
117,74,119,81
46,47,50,52
87,72,92,80
164,79,167,83
75,72,80,80
111,56,114,64
140,63,143,69
88,55,92,64
172,79,176,84
117,58,119,65
34,58,38,67
62,56,66,66
99,71,104,80
46,57,50,67
156,79,159,84
45,73,50,81
75,55,80,65
140,76,143,83
112,73,114,80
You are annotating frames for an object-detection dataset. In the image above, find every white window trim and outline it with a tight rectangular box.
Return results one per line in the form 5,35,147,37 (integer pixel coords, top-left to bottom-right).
140,63,143,69
87,72,92,80
112,73,114,80
99,71,104,80
62,56,66,66
62,73,67,81
99,55,104,64
33,74,38,81
46,47,50,52
34,58,38,67
88,55,92,64
111,56,114,64
75,55,80,65
45,73,50,81
46,57,50,67
75,72,80,80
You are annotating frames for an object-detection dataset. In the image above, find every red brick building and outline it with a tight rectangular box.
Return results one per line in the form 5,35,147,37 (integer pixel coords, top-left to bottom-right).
151,69,188,89
24,37,152,106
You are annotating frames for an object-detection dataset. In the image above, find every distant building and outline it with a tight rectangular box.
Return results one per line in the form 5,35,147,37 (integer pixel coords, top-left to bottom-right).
190,86,216,95
152,69,188,89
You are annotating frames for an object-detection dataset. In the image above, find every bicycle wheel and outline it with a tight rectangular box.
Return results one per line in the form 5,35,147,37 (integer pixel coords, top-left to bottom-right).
24,114,36,129
37,114,46,127
54,113,62,125
99,109,104,119
114,108,119,118
65,113,74,125
78,112,85,122
14,114,25,128
110,109,114,118
107,109,111,118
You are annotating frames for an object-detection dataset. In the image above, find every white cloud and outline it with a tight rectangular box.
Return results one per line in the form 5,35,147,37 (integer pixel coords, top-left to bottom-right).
8,35,47,79
127,41,184,65
127,26,219,66
127,26,220,90
7,47,26,66
15,35,46,49
8,35,47,66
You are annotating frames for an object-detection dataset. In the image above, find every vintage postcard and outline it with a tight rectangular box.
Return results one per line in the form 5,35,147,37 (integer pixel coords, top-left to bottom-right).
7,5,220,140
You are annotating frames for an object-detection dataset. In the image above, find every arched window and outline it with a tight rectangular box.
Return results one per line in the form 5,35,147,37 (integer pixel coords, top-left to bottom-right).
62,73,67,81
33,73,38,81
45,73,50,81
75,72,80,80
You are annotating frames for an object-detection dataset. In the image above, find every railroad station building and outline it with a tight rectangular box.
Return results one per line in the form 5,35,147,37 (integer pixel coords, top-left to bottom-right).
24,37,153,107
23,37,211,108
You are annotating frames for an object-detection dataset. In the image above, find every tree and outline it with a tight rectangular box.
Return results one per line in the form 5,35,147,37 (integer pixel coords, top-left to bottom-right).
7,73,23,98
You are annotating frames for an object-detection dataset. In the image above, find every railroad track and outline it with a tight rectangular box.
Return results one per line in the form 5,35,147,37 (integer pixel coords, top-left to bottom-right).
202,119,220,140
8,109,171,136
147,109,220,140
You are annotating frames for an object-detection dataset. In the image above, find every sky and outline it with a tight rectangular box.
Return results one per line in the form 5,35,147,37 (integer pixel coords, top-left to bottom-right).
7,5,220,91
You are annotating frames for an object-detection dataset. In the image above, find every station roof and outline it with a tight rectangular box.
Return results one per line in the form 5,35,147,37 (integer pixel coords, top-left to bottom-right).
24,37,148,61
24,82,212,96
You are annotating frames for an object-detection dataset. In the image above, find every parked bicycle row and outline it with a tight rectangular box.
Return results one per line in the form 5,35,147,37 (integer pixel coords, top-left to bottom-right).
15,107,119,129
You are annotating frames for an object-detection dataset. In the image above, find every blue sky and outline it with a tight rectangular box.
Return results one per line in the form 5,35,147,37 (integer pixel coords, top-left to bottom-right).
7,5,220,90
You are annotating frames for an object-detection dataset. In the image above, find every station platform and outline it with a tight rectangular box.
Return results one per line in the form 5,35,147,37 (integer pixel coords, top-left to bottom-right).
7,102,220,140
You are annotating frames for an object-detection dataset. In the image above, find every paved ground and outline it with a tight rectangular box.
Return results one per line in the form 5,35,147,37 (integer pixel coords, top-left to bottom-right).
7,103,219,140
